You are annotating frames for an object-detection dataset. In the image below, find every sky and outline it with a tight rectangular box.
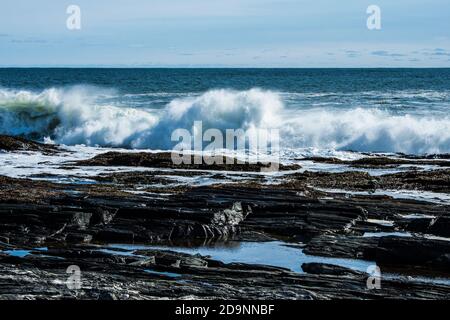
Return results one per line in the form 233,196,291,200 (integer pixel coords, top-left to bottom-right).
0,0,449,67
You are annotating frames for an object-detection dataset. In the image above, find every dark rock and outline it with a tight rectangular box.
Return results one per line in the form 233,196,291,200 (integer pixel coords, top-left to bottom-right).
380,170,450,193
0,135,60,154
303,171,379,191
91,207,117,225
304,235,379,260
305,234,450,275
299,155,450,168
66,233,93,244
1,149,449,300
0,236,9,244
98,292,118,300
285,169,450,193
375,236,450,272
68,212,92,228
429,216,450,237
75,151,300,172
95,229,135,242
301,263,363,276
0,245,449,300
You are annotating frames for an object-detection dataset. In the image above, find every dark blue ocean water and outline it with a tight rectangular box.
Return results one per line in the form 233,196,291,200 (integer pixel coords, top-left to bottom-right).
0,68,449,154
2,68,450,92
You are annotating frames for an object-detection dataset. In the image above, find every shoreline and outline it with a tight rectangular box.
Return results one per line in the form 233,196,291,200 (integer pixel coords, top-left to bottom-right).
0,135,449,300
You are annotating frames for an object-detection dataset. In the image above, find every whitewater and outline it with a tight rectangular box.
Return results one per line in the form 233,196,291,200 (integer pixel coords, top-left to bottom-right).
0,85,449,155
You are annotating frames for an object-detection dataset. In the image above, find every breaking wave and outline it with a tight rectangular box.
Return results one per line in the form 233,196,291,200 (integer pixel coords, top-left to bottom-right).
0,86,449,155
0,86,158,147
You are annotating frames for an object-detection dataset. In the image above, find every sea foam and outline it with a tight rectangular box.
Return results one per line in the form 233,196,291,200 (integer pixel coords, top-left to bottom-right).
0,86,449,155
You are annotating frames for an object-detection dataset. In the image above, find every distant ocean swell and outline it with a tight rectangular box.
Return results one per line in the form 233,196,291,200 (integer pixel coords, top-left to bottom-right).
0,86,449,155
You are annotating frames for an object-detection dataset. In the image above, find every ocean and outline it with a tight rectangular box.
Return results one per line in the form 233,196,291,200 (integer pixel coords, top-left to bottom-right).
1,68,450,292
1,68,450,156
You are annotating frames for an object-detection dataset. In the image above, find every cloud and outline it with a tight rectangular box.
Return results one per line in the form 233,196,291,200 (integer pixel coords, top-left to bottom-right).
10,38,48,44
345,50,360,58
432,52,450,56
128,44,148,49
421,48,450,57
371,50,406,57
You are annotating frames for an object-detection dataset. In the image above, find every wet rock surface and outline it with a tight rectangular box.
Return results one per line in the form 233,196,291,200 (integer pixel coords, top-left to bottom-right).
2,246,449,300
0,136,449,300
1,176,449,299
285,169,450,193
0,135,60,154
75,151,300,172
299,156,450,168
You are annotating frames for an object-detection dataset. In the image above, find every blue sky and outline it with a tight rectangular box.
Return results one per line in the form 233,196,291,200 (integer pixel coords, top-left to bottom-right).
0,0,449,67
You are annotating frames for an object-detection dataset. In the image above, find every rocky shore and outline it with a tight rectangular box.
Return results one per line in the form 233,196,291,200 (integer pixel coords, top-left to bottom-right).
0,135,449,300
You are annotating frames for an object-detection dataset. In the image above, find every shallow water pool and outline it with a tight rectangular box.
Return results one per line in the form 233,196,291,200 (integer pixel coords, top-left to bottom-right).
108,241,375,274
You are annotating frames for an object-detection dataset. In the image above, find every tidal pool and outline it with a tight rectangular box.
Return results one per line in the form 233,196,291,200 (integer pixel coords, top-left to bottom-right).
108,241,375,274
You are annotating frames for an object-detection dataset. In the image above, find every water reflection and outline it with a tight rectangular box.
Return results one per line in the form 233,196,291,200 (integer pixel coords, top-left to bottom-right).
108,241,375,274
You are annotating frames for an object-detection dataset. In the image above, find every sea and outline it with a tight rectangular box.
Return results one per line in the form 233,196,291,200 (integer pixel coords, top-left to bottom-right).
1,68,450,279
0,68,449,156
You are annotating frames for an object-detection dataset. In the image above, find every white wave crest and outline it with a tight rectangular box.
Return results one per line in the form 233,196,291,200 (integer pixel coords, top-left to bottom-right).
0,86,449,155
0,86,158,147
282,108,450,154
130,88,283,149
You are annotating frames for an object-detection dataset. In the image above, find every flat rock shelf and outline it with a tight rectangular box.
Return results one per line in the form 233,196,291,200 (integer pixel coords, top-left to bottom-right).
0,136,449,300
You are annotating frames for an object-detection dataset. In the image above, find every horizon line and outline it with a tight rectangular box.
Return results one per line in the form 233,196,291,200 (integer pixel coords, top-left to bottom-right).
1,66,450,69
